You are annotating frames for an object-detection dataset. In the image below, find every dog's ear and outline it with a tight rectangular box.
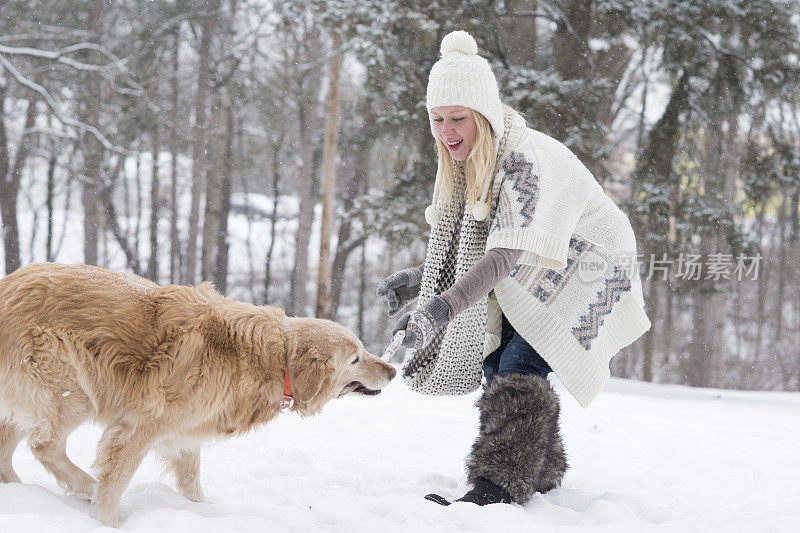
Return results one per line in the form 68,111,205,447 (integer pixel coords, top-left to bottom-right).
290,345,334,406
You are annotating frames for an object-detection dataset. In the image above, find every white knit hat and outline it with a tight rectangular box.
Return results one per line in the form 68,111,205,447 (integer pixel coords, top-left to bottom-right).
425,30,503,225
426,31,504,142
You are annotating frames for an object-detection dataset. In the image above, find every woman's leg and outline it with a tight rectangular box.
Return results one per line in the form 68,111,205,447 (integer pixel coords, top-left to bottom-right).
496,330,552,379
482,314,515,387
429,316,567,506
464,373,567,503
464,320,566,504
482,350,501,387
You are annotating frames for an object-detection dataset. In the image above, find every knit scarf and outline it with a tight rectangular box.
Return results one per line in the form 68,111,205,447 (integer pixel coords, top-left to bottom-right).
402,110,516,395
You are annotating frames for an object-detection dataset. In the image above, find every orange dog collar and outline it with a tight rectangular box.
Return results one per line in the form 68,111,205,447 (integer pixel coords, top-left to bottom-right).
281,370,293,411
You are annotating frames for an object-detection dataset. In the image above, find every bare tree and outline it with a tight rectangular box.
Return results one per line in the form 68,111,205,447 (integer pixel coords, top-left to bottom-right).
212,92,235,293
147,125,160,282
263,126,284,304
288,28,322,317
315,32,343,319
81,0,105,265
169,28,182,283
98,156,143,276
0,85,37,275
184,0,217,284
201,90,223,283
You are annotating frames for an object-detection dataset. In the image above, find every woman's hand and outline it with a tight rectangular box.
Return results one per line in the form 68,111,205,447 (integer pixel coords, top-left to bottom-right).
376,264,425,316
393,296,451,351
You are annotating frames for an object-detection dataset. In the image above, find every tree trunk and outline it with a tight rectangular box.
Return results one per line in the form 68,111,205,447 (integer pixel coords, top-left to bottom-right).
330,178,369,319
790,189,800,390
14,99,38,267
774,196,788,347
752,206,767,373
239,171,256,300
315,33,343,319
52,150,77,261
169,28,181,283
264,131,284,304
627,52,649,216
551,0,593,80
185,0,216,284
685,292,711,387
0,82,14,275
213,96,235,293
330,213,352,320
0,89,37,275
356,152,371,342
147,127,160,281
201,92,222,283
45,114,57,262
496,0,538,67
288,30,323,317
663,278,674,373
99,157,143,276
331,233,368,320
358,239,366,341
642,279,657,382
134,148,143,262
290,98,316,316
82,0,104,266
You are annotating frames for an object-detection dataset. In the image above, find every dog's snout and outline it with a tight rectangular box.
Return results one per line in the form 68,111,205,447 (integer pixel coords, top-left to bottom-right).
387,365,397,381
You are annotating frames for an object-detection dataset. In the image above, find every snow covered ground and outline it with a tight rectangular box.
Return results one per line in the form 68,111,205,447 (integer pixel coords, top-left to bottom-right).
1,375,798,532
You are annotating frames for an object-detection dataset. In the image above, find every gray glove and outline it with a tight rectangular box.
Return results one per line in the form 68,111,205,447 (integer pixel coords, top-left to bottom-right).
393,296,451,351
376,264,425,316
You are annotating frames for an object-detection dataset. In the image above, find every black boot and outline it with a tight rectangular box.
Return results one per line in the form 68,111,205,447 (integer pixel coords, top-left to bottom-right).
425,477,511,506
465,373,567,503
425,374,567,506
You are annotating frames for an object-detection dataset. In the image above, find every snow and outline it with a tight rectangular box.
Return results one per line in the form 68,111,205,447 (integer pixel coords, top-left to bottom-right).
2,377,799,532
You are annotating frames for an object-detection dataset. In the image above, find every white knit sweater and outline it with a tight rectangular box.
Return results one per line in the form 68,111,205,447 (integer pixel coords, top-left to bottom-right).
486,119,651,408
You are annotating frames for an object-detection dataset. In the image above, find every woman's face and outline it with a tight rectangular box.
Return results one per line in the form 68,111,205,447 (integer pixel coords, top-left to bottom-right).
431,105,477,162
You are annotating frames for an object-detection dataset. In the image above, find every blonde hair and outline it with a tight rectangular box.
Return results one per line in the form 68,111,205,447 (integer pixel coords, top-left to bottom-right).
432,108,497,210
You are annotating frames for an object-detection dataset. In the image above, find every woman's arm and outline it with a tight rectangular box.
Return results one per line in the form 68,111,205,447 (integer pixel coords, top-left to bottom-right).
440,247,522,318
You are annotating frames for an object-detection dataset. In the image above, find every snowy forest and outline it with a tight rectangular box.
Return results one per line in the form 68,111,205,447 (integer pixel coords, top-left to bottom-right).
1,0,799,392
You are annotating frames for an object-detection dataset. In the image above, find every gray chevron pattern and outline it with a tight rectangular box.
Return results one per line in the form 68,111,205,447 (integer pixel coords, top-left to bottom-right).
572,266,632,350
510,236,593,305
494,151,539,228
508,153,539,226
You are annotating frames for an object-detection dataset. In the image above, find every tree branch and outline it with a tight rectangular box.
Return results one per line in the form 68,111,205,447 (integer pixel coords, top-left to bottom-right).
0,54,123,153
98,156,144,275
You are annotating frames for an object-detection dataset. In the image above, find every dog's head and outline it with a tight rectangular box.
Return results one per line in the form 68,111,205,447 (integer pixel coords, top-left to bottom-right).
283,317,396,416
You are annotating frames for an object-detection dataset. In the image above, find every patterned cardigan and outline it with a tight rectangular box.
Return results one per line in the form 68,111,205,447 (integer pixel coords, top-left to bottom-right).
485,122,651,408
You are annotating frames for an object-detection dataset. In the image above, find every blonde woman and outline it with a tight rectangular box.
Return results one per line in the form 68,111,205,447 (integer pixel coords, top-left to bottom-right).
378,31,651,506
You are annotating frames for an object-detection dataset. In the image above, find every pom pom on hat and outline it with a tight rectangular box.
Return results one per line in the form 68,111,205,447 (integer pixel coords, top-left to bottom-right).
425,204,441,226
440,31,478,56
472,200,490,221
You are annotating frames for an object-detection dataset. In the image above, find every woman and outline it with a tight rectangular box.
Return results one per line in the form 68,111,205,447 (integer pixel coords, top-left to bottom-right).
377,31,651,506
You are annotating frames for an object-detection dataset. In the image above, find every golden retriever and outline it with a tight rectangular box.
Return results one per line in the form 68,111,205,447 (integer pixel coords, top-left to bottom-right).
0,263,395,526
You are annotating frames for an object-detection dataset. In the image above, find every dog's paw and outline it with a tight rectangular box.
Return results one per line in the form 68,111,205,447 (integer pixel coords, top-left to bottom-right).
95,514,121,528
180,482,206,503
93,502,121,528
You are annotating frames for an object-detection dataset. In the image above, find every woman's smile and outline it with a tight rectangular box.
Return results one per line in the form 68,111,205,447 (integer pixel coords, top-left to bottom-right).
446,139,463,150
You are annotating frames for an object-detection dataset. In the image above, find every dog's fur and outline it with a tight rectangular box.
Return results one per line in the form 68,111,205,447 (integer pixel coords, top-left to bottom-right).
0,263,395,526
